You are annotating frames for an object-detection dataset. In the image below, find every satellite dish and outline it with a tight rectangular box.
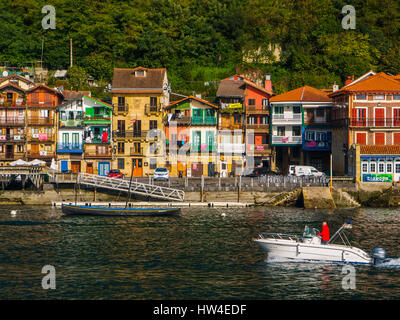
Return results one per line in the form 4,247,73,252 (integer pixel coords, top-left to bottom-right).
2,71,8,77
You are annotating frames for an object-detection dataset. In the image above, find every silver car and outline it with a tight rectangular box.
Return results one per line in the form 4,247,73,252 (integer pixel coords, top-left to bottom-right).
154,167,170,181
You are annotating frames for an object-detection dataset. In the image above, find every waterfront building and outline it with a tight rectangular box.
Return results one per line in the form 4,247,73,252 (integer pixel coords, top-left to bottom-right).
216,74,273,173
270,86,332,173
111,67,169,177
26,84,63,165
0,73,35,91
57,93,111,174
164,96,218,177
330,71,400,182
0,81,29,164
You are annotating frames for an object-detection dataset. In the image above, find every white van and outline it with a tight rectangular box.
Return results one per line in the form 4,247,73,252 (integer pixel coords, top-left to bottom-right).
290,165,324,177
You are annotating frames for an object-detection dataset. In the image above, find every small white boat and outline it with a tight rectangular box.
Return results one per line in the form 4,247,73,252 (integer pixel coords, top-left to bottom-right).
254,221,386,265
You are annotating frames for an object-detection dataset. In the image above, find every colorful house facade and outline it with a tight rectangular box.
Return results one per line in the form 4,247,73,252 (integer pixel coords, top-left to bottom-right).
111,67,169,177
164,96,218,177
270,86,332,173
330,71,400,181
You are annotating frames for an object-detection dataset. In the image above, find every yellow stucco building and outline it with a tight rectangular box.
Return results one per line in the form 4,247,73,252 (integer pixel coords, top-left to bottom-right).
111,67,169,177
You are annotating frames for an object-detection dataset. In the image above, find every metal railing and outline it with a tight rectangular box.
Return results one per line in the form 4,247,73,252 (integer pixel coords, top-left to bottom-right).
113,103,129,113
350,117,400,127
258,232,299,241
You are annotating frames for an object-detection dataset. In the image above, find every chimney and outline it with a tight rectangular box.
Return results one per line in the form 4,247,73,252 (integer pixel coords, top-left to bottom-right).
265,74,272,92
345,76,352,86
333,82,339,92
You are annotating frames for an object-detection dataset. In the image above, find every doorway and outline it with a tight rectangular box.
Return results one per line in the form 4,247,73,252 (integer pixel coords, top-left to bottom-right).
71,161,81,174
132,158,143,177
86,162,93,174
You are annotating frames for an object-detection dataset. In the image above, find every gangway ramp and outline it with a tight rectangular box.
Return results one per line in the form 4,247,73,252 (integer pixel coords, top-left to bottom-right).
77,173,185,202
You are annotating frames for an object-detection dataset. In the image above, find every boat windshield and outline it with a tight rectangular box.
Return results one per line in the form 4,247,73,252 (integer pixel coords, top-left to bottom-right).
303,225,319,238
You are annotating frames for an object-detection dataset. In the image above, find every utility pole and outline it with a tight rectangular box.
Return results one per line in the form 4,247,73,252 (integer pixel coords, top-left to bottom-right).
70,38,73,67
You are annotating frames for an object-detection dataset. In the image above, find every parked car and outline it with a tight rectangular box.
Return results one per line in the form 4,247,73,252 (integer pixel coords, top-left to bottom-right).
154,167,170,181
290,165,324,177
244,167,280,177
107,169,123,178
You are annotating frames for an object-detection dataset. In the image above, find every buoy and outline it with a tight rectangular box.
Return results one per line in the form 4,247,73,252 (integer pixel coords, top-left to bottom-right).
10,210,17,216
221,212,226,217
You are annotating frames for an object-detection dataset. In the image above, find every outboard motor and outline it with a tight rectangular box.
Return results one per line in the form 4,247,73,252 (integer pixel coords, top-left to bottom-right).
371,247,386,265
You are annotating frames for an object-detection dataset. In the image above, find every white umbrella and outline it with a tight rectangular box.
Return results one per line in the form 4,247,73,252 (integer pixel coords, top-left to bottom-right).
9,159,29,166
29,159,46,166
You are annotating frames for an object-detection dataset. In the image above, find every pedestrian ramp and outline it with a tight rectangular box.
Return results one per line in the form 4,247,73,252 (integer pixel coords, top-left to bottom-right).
77,173,185,202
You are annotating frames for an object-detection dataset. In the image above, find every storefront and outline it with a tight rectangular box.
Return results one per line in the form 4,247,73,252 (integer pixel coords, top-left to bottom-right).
360,155,400,183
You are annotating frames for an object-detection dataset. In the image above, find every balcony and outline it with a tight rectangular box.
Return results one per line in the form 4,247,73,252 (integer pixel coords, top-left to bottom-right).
28,133,55,142
59,118,84,128
217,143,245,154
85,135,110,144
191,143,216,152
0,117,25,126
27,151,55,159
246,123,270,131
246,105,269,114
0,100,26,108
350,118,400,127
246,144,271,155
112,130,159,141
164,115,191,126
83,114,111,124
27,101,57,108
0,152,25,160
145,104,162,116
0,134,26,143
191,117,217,125
271,136,302,145
220,102,243,113
130,146,143,156
84,145,112,158
56,143,84,153
27,117,54,126
272,113,302,124
113,103,129,114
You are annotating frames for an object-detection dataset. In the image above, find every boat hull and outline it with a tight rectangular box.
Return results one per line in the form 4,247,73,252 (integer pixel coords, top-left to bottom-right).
254,238,372,264
62,204,181,216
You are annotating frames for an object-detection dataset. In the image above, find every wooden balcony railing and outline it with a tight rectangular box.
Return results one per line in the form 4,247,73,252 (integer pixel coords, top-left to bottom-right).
0,117,25,126
0,152,25,160
0,134,26,142
246,105,269,113
27,151,55,158
246,123,270,131
27,117,54,125
84,146,112,158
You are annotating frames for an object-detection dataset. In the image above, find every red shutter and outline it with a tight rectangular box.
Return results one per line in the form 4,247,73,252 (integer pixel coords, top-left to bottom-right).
375,132,385,145
394,133,400,145
356,132,366,145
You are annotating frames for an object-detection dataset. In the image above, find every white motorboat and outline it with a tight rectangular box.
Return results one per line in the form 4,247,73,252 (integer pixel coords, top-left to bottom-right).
254,220,386,265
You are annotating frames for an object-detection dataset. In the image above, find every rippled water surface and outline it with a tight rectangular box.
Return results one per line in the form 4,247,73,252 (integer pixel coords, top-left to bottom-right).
0,205,399,299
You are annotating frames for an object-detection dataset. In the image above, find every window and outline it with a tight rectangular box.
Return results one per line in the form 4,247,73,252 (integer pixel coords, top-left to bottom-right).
396,163,400,173
362,163,368,173
356,94,366,100
356,132,367,144
248,116,256,124
118,97,125,106
150,158,157,169
274,106,284,114
394,95,400,100
136,70,145,77
118,158,124,169
306,131,315,141
375,132,385,145
117,142,124,154
149,120,157,130
378,162,385,173
248,99,256,106
233,114,241,124
277,126,285,136
316,109,325,118
292,126,301,136
316,132,327,141
387,162,392,173
150,97,157,106
374,95,385,100
262,99,268,106
293,106,301,114
370,163,376,173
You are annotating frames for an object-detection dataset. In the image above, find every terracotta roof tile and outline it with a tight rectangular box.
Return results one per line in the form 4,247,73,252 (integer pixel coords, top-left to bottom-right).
331,72,400,96
360,145,400,155
270,86,331,103
112,67,166,91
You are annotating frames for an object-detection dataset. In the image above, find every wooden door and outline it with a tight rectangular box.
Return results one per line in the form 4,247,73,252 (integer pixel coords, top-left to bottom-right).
31,144,39,155
86,163,93,174
374,108,385,126
132,158,143,177
255,134,263,145
71,161,81,173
